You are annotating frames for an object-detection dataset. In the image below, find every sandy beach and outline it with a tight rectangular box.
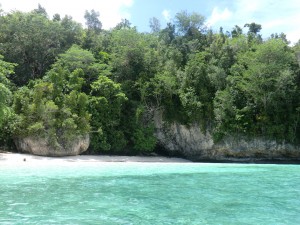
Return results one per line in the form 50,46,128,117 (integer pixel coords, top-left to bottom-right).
0,152,191,165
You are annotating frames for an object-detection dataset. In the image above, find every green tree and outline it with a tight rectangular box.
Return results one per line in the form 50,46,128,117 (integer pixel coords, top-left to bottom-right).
51,45,127,153
244,22,262,43
0,56,15,118
159,23,176,45
175,10,206,36
89,76,127,152
0,55,17,148
14,68,90,148
33,4,47,17
231,25,243,38
244,22,262,35
60,15,84,48
149,17,161,33
207,33,249,91
110,28,145,82
270,32,289,44
0,10,83,85
132,107,157,153
214,39,299,142
13,63,90,148
115,19,132,30
84,10,102,33
52,45,110,92
178,52,214,125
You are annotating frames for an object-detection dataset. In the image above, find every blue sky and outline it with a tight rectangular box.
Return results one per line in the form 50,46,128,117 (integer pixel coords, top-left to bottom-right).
1,0,299,44
129,0,300,44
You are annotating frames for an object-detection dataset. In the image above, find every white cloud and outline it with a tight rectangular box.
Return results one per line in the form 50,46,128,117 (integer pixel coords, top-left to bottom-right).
236,0,262,14
261,12,300,44
237,0,300,44
207,7,232,26
162,9,171,22
0,0,134,29
208,0,300,44
287,30,300,45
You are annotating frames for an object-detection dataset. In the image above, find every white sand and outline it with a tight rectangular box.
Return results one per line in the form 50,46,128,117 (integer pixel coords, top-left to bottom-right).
0,152,191,165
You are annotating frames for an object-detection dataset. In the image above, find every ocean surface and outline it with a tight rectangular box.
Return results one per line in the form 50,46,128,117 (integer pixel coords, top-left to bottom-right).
0,162,300,224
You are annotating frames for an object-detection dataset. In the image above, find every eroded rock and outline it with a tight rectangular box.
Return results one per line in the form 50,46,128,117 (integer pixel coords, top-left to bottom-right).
14,135,89,157
154,110,300,161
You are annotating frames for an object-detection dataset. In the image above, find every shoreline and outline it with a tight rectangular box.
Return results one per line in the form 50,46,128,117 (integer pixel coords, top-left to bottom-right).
1,152,299,165
0,152,191,165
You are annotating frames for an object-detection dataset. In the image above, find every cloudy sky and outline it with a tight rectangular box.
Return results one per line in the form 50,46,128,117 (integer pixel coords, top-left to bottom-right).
1,0,299,44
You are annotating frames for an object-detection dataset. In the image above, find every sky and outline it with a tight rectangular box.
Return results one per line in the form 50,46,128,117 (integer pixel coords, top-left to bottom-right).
0,0,299,44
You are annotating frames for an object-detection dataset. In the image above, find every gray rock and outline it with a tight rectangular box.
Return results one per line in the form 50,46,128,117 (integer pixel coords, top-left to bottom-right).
14,135,89,157
154,110,300,161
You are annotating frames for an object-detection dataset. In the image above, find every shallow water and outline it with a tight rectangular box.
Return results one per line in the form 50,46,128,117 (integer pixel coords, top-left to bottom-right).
0,162,300,224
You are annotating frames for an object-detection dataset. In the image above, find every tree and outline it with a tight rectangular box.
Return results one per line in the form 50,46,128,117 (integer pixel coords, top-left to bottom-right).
231,25,243,38
207,34,248,91
110,29,147,85
0,55,15,119
132,120,156,152
244,22,262,43
89,76,127,152
84,10,102,33
149,17,161,33
51,45,128,152
174,10,206,36
60,15,84,48
270,32,289,44
178,52,214,124
83,10,104,50
0,5,299,153
33,4,47,17
159,23,176,45
52,13,61,21
51,45,109,93
0,11,83,85
244,22,262,35
115,19,132,30
0,55,17,147
214,39,299,142
13,64,90,147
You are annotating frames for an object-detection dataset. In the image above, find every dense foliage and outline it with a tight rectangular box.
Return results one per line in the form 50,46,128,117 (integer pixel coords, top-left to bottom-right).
0,6,299,152
0,55,17,147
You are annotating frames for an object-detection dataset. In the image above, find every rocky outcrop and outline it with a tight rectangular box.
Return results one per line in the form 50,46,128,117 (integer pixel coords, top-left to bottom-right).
154,110,300,162
14,135,90,157
154,111,213,156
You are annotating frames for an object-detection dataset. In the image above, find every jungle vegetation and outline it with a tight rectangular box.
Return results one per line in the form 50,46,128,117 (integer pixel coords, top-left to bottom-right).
0,6,299,153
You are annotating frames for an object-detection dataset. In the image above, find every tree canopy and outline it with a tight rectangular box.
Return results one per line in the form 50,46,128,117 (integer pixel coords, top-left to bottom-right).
0,7,299,153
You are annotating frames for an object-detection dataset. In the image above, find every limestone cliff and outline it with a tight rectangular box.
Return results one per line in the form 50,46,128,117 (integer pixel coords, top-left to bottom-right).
154,111,300,162
14,135,89,157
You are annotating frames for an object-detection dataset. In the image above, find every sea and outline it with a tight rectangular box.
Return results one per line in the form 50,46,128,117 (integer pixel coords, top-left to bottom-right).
1,162,300,224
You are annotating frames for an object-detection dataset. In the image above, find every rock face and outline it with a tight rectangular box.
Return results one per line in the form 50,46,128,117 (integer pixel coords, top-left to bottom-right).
154,111,213,156
154,111,300,162
14,135,90,157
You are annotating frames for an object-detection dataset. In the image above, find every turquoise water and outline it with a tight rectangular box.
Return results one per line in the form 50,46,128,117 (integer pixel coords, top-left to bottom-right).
0,162,300,225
